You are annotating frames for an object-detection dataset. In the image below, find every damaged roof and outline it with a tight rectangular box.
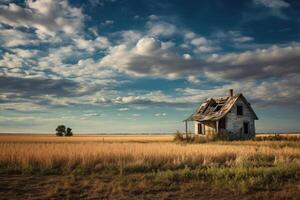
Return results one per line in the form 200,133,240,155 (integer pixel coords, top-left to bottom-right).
184,93,258,122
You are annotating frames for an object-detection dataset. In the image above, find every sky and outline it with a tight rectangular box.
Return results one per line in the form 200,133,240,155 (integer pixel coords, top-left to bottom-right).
0,0,300,133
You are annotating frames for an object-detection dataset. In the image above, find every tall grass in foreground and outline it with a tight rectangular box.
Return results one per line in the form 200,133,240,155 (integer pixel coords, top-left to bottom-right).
0,142,299,174
1,137,300,192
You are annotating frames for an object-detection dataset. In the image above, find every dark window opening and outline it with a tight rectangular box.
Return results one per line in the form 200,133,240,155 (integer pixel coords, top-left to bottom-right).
219,117,226,129
211,102,217,107
237,105,243,115
243,122,249,134
198,123,203,134
215,105,223,112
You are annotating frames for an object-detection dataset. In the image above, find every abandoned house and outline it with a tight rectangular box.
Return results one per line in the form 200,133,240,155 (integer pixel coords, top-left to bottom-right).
184,89,258,140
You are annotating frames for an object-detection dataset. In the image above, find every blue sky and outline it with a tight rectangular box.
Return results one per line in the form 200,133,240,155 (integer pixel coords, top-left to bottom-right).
0,0,300,133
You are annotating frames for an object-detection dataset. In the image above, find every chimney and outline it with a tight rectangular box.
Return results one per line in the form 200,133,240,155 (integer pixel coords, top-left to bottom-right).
229,89,233,96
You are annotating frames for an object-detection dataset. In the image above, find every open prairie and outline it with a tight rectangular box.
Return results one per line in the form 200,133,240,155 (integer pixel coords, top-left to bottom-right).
0,134,300,199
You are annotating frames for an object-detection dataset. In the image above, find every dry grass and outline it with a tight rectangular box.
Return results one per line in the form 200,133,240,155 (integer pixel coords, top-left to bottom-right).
0,134,173,143
0,134,300,195
0,134,299,174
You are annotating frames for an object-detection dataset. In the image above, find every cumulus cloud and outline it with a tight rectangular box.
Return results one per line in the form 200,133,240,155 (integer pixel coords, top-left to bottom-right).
204,45,300,80
101,31,300,82
0,6,298,112
183,31,217,53
0,0,85,36
73,36,110,52
136,37,162,55
100,36,203,79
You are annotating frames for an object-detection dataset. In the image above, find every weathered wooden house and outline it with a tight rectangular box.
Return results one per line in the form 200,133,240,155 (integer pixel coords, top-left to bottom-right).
184,89,258,140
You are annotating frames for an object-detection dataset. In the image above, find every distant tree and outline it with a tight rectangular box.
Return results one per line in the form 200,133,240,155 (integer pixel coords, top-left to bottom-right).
56,125,66,136
65,127,73,136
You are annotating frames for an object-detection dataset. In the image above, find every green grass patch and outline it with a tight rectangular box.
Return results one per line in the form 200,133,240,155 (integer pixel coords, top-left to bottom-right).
150,161,300,193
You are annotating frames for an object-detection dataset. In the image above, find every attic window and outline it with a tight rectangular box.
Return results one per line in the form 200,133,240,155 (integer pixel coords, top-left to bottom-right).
211,103,217,107
237,105,243,116
215,105,222,112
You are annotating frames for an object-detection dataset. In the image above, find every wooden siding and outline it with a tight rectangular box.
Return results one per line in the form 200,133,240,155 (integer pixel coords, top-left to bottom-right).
225,97,255,139
194,121,216,136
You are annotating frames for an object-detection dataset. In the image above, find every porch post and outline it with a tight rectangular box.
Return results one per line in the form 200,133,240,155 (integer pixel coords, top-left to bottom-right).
185,120,188,139
216,120,219,134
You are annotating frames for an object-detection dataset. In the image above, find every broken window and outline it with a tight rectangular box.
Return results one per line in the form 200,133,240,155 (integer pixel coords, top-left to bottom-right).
237,105,243,116
211,102,217,107
215,105,223,112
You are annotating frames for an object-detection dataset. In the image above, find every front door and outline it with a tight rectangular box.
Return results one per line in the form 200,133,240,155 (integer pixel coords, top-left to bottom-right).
243,122,249,134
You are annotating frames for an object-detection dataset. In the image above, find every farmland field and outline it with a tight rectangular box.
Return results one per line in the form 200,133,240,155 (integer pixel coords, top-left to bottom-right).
0,134,299,199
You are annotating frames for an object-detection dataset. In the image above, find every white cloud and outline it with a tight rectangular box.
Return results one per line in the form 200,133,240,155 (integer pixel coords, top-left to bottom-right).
0,0,85,36
214,31,254,44
101,20,114,26
73,36,110,52
0,51,38,76
11,48,40,58
177,73,300,106
147,21,176,36
0,28,39,47
135,37,162,55
148,14,160,20
155,113,167,117
100,23,300,83
183,54,192,60
254,0,289,8
119,108,129,111
187,76,200,84
250,0,290,20
204,45,300,80
83,113,99,117
183,31,217,53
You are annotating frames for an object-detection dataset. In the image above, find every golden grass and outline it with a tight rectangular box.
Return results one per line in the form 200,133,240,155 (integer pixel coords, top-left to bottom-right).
1,134,300,196
0,134,299,174
0,134,173,143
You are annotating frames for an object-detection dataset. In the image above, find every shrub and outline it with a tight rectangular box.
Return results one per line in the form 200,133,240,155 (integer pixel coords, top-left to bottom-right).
56,125,65,136
65,128,73,136
173,131,184,142
191,135,207,143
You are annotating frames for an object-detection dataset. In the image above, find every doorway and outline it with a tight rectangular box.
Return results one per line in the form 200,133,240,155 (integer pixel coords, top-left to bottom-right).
219,117,226,129
243,122,249,134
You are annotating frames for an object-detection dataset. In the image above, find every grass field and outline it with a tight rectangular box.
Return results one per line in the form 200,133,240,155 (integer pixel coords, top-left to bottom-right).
0,134,299,199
